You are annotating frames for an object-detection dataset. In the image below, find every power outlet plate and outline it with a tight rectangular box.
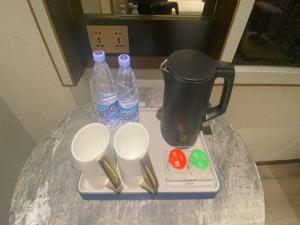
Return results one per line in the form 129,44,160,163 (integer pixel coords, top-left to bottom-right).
86,25,111,53
109,26,129,53
86,25,129,53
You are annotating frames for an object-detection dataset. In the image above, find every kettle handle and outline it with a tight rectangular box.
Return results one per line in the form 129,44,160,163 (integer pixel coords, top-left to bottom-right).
204,63,235,121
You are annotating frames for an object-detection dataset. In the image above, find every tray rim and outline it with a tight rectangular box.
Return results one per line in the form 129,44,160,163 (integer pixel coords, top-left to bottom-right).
77,108,220,200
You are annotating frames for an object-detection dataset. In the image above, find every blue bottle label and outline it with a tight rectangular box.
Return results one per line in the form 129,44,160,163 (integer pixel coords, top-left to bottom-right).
97,100,120,123
121,103,139,122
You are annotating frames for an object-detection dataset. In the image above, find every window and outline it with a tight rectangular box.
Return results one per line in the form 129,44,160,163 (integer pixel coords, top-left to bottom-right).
233,0,300,67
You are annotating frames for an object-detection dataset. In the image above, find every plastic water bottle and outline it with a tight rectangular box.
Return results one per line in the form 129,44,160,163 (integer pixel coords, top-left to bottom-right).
91,50,120,127
116,54,139,123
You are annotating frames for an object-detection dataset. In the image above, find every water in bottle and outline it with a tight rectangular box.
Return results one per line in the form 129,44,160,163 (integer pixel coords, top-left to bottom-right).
116,54,139,123
91,50,120,127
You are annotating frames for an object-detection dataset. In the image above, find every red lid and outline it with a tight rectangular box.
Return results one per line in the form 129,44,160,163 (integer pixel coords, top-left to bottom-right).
168,148,187,170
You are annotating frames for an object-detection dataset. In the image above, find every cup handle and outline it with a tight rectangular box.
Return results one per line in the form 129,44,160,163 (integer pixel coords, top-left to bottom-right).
98,155,123,193
139,178,156,194
139,154,159,194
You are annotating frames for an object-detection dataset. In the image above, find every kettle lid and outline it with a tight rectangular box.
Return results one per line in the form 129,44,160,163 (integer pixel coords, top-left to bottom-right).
167,49,217,82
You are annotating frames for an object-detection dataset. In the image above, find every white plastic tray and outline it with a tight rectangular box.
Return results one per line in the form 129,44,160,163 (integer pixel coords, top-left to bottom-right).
78,108,219,200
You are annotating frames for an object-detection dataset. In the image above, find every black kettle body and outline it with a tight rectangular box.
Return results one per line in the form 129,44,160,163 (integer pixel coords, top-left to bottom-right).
160,49,235,147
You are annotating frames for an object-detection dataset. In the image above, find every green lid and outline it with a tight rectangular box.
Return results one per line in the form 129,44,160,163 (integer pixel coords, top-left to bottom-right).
189,149,209,170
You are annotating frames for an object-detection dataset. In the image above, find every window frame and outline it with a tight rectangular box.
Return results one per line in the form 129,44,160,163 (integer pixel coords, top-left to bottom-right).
220,0,300,85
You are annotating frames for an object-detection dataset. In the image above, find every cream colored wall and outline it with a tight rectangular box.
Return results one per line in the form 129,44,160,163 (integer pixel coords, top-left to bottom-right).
211,86,300,161
29,0,74,85
81,0,101,14
81,0,111,14
0,0,76,142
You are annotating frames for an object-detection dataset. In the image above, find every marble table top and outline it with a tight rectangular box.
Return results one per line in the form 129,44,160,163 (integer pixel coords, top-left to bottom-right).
9,83,265,225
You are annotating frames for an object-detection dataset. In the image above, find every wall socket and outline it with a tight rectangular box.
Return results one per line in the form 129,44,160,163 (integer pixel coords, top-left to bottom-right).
86,25,129,53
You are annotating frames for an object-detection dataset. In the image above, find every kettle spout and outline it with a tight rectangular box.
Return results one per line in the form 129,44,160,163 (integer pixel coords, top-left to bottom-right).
160,59,169,78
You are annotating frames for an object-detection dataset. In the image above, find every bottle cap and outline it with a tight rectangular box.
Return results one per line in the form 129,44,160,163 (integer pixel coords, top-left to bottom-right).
118,54,130,67
93,50,105,63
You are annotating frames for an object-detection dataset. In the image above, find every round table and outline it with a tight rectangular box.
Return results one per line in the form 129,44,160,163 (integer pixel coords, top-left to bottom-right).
10,88,264,225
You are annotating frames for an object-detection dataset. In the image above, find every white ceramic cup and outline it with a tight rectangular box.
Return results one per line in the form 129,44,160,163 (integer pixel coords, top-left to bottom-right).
114,123,158,193
71,123,122,192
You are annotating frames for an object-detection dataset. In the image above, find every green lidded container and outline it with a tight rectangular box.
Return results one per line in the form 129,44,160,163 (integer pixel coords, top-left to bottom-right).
189,149,209,170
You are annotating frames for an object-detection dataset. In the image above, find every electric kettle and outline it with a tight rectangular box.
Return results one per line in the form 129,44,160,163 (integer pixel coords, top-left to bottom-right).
160,49,235,147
